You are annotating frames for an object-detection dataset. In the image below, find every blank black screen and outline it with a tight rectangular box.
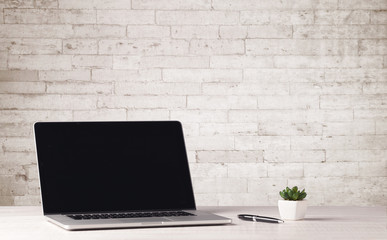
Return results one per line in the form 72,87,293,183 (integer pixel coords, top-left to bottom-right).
34,121,196,214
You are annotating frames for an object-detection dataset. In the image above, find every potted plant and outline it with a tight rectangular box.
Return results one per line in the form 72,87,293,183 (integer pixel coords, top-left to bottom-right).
278,186,307,220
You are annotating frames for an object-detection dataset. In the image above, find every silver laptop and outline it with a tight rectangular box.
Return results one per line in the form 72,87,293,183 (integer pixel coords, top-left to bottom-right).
34,121,231,230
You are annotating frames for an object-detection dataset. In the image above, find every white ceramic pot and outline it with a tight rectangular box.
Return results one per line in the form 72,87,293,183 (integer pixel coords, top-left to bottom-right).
278,200,308,220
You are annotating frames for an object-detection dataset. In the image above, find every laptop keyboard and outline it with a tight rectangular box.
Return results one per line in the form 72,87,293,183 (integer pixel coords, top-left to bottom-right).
67,211,196,220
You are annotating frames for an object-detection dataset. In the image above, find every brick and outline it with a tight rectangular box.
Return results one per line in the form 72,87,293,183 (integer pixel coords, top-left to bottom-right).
127,109,170,121
315,10,370,24
190,39,244,55
0,82,45,94
304,163,359,177
241,10,313,25
258,95,319,109
229,110,353,123
97,96,186,109
132,0,210,10
73,109,126,121
0,123,31,137
73,25,126,38
244,69,325,83
247,25,292,38
197,150,263,163
359,162,386,177
46,82,112,94
59,0,131,9
189,163,227,178
274,56,383,68
326,150,387,162
264,150,325,163
199,123,258,136
324,69,387,82
127,26,170,38
170,110,228,123
63,39,98,54
156,11,239,25
163,69,242,83
228,163,267,178
0,152,36,166
268,163,304,177
187,96,257,109
292,136,387,150
141,56,209,68
35,0,58,8
235,136,290,150
0,9,3,24
219,26,247,39
363,82,387,94
371,10,387,24
113,56,141,69
8,55,72,70
210,56,273,68
240,11,270,24
360,40,387,55
202,83,288,95
181,123,200,136
376,120,387,134
212,0,338,10
0,51,7,70
246,39,358,56
172,26,219,39
0,70,38,82
92,69,161,82
290,83,363,95
192,178,246,193
338,0,387,10
3,0,34,8
0,38,62,54
39,70,90,81
0,94,96,110
294,25,387,39
0,137,35,152
355,109,387,119
320,95,387,109
258,122,322,136
115,82,201,95
96,10,154,24
323,121,375,136
99,39,189,55
248,178,287,194
185,136,234,150
72,55,112,68
0,24,73,38
0,110,72,123
4,9,96,24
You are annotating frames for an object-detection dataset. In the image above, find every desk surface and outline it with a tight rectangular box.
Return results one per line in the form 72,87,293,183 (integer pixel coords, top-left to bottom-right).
0,206,386,240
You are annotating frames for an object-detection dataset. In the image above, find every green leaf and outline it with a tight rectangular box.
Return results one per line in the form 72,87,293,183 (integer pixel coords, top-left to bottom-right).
286,187,290,192
299,192,307,200
288,191,293,199
283,192,289,200
292,192,299,200
292,186,298,192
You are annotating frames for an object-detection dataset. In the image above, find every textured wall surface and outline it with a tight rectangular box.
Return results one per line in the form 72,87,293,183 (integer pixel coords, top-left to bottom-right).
0,0,386,206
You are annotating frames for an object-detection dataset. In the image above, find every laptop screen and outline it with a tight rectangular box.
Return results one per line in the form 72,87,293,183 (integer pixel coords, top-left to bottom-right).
34,121,196,214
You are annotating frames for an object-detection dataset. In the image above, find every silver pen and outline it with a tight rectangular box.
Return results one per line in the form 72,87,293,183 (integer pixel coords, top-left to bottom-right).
238,214,284,223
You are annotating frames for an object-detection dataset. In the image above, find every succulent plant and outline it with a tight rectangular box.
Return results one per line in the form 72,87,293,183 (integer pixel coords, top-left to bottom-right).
279,186,307,201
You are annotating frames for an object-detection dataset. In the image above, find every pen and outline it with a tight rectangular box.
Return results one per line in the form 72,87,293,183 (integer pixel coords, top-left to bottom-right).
238,214,284,224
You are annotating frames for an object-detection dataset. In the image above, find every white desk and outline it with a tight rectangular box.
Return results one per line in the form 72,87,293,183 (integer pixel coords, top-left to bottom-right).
0,206,386,240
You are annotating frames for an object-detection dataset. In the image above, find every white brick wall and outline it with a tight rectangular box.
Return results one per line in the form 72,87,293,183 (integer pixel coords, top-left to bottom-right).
0,0,386,207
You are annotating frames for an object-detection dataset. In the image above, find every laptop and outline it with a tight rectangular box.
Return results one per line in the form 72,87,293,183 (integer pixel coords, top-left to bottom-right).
34,121,231,230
